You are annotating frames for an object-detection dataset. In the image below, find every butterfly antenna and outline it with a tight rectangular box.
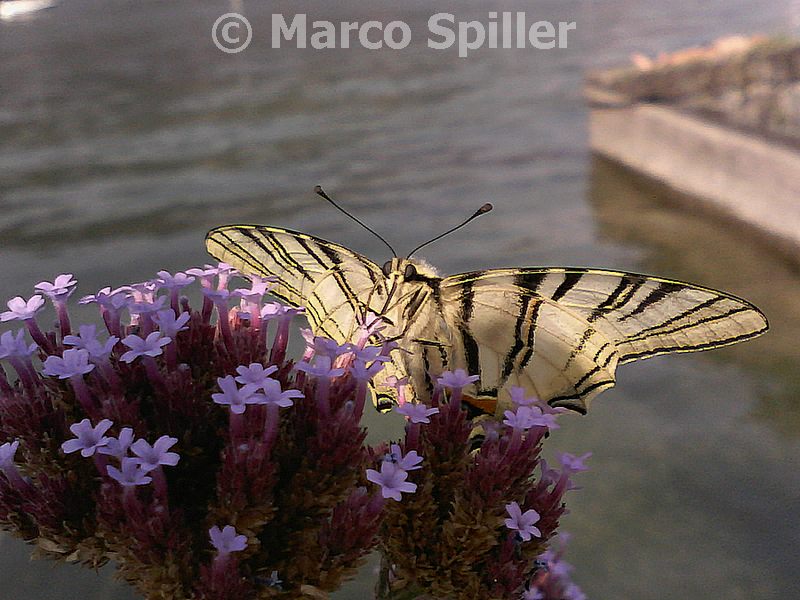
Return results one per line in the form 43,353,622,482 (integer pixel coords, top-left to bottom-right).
407,203,493,258
314,186,397,258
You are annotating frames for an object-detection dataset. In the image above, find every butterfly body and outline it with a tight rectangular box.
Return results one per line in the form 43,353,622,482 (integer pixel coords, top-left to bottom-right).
206,224,768,415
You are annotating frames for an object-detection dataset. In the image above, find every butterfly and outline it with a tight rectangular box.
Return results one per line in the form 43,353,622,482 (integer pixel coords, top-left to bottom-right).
205,193,768,415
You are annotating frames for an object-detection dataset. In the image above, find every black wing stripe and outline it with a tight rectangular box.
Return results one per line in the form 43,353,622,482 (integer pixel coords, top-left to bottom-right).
621,306,753,346
550,272,584,302
618,281,684,322
459,279,481,377
620,326,766,361
618,296,722,338
518,300,543,370
587,278,630,322
242,229,311,283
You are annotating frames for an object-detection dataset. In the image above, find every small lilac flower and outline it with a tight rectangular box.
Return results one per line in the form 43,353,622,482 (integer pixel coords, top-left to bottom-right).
209,525,248,555
120,332,172,363
395,402,439,424
529,409,561,431
79,287,131,310
539,458,560,485
350,358,385,382
151,309,190,337
563,583,587,600
231,275,273,300
211,375,260,414
130,435,180,472
34,274,77,300
300,329,350,359
0,295,45,322
0,441,20,470
260,302,304,320
504,501,541,541
234,363,278,386
509,386,537,407
127,295,167,317
294,355,345,379
98,427,135,459
43,348,95,378
61,418,113,457
558,452,592,473
107,457,153,487
259,378,303,408
366,461,417,501
0,330,37,359
63,324,118,359
154,270,195,290
385,444,423,471
437,369,479,390
384,376,409,404
202,288,231,305
185,265,219,289
502,406,539,430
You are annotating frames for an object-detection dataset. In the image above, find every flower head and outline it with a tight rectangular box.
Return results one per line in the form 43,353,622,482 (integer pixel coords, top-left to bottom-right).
98,427,135,459
504,501,541,541
437,369,479,390
211,375,260,415
294,355,345,380
152,309,190,338
131,435,180,472
61,419,113,457
153,270,195,291
366,461,417,501
0,441,20,470
350,358,385,382
120,332,171,363
63,324,118,359
558,452,592,474
43,348,95,378
35,274,78,301
259,378,303,408
0,330,37,360
107,457,153,487
395,402,439,424
234,363,279,387
509,386,537,407
385,444,423,471
78,287,131,311
1,295,45,322
209,524,248,555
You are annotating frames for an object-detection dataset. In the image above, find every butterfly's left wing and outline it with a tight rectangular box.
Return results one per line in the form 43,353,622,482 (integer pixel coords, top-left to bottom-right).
206,225,386,342
440,268,768,413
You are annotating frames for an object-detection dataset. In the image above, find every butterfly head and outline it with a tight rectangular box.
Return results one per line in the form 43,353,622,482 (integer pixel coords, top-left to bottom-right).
381,258,439,283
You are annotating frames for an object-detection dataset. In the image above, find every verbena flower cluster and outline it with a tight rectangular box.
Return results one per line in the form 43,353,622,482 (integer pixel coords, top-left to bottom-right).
376,377,589,600
0,267,387,599
0,265,588,600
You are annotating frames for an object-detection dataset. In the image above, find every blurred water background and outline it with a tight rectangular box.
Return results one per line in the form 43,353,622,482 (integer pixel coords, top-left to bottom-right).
0,0,798,598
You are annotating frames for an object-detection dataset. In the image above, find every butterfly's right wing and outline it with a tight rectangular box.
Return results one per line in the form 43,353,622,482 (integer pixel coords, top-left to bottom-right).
440,268,768,413
206,225,387,343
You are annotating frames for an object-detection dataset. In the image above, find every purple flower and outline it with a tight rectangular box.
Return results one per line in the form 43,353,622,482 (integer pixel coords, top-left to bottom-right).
130,435,180,472
502,406,537,430
0,441,20,470
395,402,439,424
509,386,537,407
61,418,113,457
231,275,273,301
234,363,278,386
152,309,190,338
185,265,219,289
209,525,248,555
294,355,345,379
1,295,45,322
0,330,37,359
539,458,560,486
107,457,153,487
98,427,135,459
120,332,172,363
63,324,118,359
521,589,544,600
259,378,303,408
202,288,231,305
563,583,587,600
350,358,385,382
300,329,350,359
558,452,591,473
43,348,95,378
78,287,131,310
154,270,195,291
260,302,304,320
386,444,423,471
128,295,167,317
34,274,77,300
437,369,479,390
366,461,417,501
504,501,541,541
211,375,260,415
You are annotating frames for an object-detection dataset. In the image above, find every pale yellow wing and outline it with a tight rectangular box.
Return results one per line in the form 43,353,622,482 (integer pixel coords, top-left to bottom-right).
440,268,768,413
206,225,387,343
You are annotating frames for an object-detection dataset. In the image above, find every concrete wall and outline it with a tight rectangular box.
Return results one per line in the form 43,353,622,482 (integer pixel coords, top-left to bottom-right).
590,104,800,258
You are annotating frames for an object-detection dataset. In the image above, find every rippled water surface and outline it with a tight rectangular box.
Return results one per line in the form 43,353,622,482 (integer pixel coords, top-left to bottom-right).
1,1,799,598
